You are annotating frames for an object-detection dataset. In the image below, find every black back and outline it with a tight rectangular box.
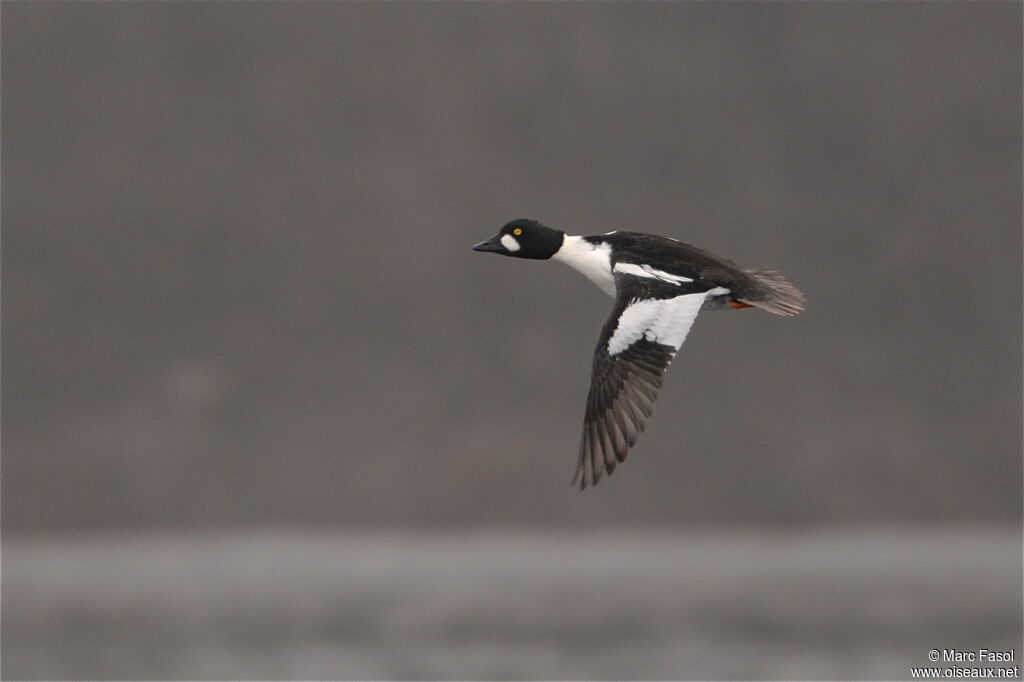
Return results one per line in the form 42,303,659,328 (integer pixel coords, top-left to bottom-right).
588,231,760,294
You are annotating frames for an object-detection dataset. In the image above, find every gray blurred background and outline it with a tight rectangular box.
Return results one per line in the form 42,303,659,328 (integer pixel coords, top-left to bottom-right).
3,2,1021,680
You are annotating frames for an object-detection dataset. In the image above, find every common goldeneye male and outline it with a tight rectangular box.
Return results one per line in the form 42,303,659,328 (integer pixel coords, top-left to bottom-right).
473,218,805,489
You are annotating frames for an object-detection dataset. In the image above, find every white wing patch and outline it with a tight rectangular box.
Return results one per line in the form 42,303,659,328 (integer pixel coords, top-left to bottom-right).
613,262,693,285
607,292,709,356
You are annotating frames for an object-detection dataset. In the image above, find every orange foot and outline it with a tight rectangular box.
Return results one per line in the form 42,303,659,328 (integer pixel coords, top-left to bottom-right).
730,300,753,309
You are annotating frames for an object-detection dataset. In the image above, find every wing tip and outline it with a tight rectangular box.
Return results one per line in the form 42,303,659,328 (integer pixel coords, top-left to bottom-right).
573,415,634,491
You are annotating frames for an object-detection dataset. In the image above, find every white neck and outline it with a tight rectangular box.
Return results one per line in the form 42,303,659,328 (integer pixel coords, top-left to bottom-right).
551,235,615,296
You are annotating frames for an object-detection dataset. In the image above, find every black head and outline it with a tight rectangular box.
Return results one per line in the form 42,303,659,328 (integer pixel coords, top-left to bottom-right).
472,219,565,260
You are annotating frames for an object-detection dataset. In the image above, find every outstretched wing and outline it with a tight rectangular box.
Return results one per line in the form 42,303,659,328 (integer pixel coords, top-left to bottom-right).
573,273,714,489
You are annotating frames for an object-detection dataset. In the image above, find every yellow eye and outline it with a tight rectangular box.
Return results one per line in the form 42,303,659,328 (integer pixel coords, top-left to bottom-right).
513,228,523,236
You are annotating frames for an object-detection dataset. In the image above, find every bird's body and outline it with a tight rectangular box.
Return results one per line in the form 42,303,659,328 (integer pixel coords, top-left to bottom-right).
474,219,804,489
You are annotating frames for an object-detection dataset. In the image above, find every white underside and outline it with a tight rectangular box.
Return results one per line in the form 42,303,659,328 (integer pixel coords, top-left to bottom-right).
552,235,615,296
553,236,715,354
607,292,709,356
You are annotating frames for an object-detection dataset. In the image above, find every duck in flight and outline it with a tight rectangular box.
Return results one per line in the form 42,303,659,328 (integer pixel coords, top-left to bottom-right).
473,218,805,489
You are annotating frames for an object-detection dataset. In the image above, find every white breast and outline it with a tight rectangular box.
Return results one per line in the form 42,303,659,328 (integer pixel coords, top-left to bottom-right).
552,236,615,296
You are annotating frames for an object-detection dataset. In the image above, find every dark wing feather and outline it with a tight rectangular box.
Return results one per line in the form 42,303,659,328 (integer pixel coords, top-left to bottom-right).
573,278,712,489
573,335,673,489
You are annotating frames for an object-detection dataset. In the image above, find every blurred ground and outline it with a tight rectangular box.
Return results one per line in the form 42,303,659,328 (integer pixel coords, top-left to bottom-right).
4,527,1020,680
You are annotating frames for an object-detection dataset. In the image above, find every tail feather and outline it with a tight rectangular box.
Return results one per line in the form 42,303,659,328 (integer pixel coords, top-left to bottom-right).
741,269,805,316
